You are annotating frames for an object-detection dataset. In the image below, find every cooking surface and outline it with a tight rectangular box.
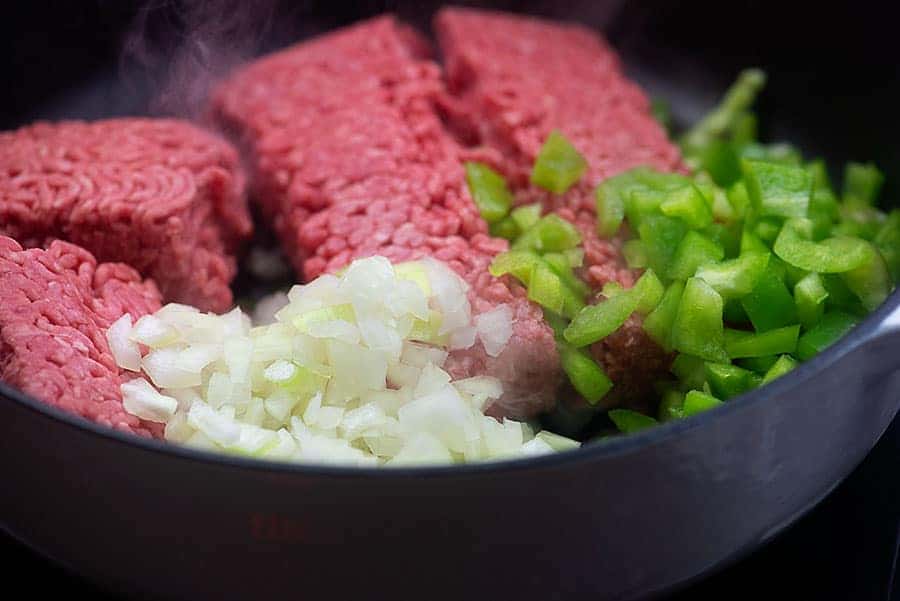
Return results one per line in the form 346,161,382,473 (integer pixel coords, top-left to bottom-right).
2,1,899,598
5,412,898,599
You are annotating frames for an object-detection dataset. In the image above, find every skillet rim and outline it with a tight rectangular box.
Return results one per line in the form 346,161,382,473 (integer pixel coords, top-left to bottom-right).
2,286,899,479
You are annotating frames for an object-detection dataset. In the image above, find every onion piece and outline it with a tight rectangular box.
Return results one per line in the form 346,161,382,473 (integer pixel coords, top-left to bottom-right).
107,314,141,372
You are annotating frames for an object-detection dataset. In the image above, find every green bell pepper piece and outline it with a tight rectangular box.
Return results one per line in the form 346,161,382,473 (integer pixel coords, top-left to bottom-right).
842,162,884,206
609,409,658,434
741,267,797,332
727,181,752,220
680,69,766,156
704,362,761,399
671,277,729,363
761,354,797,385
753,217,783,243
668,230,725,281
658,389,686,421
736,354,780,374
723,299,751,325
638,215,688,277
660,184,714,228
742,159,812,219
773,219,876,273
695,251,770,299
558,341,613,405
632,269,666,315
794,272,829,330
527,262,566,315
796,311,860,361
464,162,513,223
840,243,892,311
740,230,770,256
724,325,800,358
531,130,588,194
643,280,685,351
489,216,519,240
671,354,707,391
563,289,640,347
535,214,582,251
511,203,543,232
543,252,591,298
874,210,900,282
623,239,649,269
682,390,724,416
489,250,541,283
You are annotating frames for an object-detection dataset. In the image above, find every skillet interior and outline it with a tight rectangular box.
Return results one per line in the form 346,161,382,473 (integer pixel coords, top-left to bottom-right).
1,3,900,599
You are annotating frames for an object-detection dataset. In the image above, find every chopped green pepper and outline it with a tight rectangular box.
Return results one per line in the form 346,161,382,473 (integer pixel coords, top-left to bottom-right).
742,159,812,218
643,280,685,351
840,243,891,311
842,162,884,206
527,262,566,315
874,210,900,282
535,214,582,251
623,239,649,269
558,342,613,405
671,354,707,391
695,251,769,299
794,272,829,330
511,203,543,232
632,269,666,315
609,409,658,434
489,216,519,240
740,267,797,331
531,130,588,194
638,215,688,276
658,389,686,421
773,219,876,273
563,290,640,347
660,184,714,228
671,277,729,363
668,231,725,281
736,354,780,374
489,250,541,283
724,325,800,358
761,354,797,384
704,362,761,399
682,390,724,416
543,252,591,298
796,311,860,361
464,162,513,223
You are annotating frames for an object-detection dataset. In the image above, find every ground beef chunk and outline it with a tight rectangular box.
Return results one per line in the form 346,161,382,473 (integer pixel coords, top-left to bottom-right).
437,8,682,409
0,118,251,312
435,7,683,288
0,236,164,437
213,16,560,419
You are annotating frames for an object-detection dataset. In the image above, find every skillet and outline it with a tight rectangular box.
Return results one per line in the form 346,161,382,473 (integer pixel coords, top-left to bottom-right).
2,1,899,599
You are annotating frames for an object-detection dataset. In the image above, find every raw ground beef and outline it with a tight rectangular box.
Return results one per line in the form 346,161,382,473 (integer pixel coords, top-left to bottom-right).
0,236,163,437
0,118,251,312
213,16,560,418
435,7,683,288
436,8,680,407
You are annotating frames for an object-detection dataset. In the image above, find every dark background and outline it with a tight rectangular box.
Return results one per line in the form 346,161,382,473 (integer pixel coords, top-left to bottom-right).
2,1,899,599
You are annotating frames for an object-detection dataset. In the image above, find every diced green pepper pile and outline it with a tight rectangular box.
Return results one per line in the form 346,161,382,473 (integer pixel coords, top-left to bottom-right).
464,71,897,435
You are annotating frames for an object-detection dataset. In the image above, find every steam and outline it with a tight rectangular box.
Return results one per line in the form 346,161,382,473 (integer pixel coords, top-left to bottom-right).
120,0,281,120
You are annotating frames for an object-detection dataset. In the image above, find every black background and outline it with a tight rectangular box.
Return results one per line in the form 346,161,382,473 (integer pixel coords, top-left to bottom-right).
2,1,899,599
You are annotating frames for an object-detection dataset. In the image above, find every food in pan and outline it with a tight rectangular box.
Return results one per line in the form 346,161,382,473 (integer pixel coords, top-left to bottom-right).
0,8,896,465
0,118,251,312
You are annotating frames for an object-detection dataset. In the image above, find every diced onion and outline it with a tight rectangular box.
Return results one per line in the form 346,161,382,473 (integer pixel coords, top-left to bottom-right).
107,314,141,372
118,256,579,465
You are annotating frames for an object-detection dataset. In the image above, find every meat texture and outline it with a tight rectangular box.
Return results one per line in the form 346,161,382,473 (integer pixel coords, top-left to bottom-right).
214,16,560,418
0,236,163,437
0,118,251,312
436,7,683,288
436,8,680,406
